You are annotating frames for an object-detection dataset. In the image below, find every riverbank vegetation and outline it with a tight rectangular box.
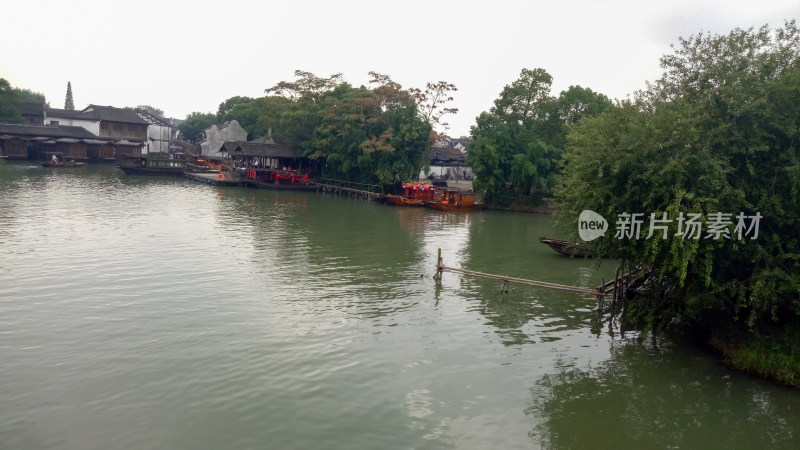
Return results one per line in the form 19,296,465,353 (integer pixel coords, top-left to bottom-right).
556,21,800,386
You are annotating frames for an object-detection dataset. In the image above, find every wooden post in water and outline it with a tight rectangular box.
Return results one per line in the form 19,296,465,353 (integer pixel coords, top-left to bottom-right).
625,262,631,299
433,248,443,281
597,277,605,312
611,267,619,313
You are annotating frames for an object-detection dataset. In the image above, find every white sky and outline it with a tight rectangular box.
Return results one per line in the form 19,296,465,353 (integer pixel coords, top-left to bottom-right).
1,0,797,137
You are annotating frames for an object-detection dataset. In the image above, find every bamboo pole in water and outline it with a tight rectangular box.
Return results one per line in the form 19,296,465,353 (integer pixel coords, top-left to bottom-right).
434,251,599,297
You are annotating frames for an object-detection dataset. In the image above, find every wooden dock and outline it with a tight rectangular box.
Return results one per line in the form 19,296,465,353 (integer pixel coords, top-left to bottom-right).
184,172,244,187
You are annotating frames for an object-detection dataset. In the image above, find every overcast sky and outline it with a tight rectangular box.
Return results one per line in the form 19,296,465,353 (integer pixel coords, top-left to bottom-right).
1,0,797,137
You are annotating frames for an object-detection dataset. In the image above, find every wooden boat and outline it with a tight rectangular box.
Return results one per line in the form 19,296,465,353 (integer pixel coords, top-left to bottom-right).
243,168,319,191
377,194,426,206
246,179,320,191
539,236,593,257
378,181,436,207
428,188,486,211
41,160,85,168
116,155,187,176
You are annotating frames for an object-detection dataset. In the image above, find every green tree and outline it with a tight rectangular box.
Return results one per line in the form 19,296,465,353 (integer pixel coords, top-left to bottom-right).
408,80,459,132
468,69,612,204
64,81,74,110
216,97,290,141
134,105,164,117
266,70,344,102
217,96,253,117
13,86,46,104
262,71,432,188
557,22,800,337
177,112,217,142
0,78,23,123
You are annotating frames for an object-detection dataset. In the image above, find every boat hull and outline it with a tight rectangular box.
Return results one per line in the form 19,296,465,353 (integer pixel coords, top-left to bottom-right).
378,194,426,206
429,202,486,211
117,166,185,176
539,236,592,257
41,162,85,168
246,180,320,191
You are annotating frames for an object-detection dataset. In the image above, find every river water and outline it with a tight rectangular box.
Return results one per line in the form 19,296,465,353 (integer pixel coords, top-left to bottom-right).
1,162,797,449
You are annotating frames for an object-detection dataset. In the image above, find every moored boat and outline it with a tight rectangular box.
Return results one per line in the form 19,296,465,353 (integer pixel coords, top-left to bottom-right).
539,236,593,257
116,155,187,176
244,168,319,191
377,194,426,206
378,181,437,207
428,188,485,211
41,160,85,168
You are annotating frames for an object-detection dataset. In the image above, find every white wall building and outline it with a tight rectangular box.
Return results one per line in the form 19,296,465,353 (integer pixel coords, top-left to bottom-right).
135,110,172,154
45,109,101,136
199,120,247,158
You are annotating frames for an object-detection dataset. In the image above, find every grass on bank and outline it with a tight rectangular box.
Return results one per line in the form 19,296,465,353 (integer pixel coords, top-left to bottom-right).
710,324,800,388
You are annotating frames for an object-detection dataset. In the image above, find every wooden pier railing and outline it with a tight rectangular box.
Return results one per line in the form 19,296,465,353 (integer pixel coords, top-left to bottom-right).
318,178,383,200
433,249,633,311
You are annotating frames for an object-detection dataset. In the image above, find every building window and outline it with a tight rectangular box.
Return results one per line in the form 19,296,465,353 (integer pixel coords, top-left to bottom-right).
50,120,59,125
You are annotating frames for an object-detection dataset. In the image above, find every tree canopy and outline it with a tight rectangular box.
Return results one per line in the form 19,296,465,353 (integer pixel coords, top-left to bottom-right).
64,81,74,110
0,79,48,123
467,69,611,204
217,96,253,117
135,105,164,117
260,71,433,187
0,78,24,123
178,112,217,142
13,86,46,104
557,21,800,336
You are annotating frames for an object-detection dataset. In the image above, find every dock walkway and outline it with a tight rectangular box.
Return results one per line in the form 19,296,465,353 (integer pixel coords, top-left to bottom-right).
317,178,383,200
184,172,244,186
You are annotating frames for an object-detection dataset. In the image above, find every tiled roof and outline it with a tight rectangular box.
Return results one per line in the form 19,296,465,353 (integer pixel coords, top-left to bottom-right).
219,141,298,158
430,146,466,164
0,123,99,139
20,102,45,116
82,105,150,125
46,108,86,120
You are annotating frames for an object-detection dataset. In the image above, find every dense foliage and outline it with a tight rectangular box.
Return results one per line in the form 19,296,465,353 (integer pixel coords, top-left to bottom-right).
13,86,46,105
64,81,74,110
178,71,444,188
557,22,800,336
177,112,218,142
0,79,47,123
134,105,164,117
0,78,24,123
261,71,433,186
467,69,611,204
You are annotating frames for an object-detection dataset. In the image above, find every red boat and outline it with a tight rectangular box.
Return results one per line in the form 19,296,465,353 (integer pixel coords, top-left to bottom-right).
378,181,437,207
428,188,485,211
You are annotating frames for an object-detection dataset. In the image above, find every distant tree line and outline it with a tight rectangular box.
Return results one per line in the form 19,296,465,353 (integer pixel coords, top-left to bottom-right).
179,71,458,189
0,78,47,123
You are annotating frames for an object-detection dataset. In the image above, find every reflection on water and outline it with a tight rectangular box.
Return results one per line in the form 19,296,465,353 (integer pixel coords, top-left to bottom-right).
528,335,799,448
1,161,798,449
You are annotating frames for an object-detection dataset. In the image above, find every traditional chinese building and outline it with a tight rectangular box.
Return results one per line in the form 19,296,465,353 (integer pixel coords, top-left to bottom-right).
199,120,247,158
0,123,106,161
